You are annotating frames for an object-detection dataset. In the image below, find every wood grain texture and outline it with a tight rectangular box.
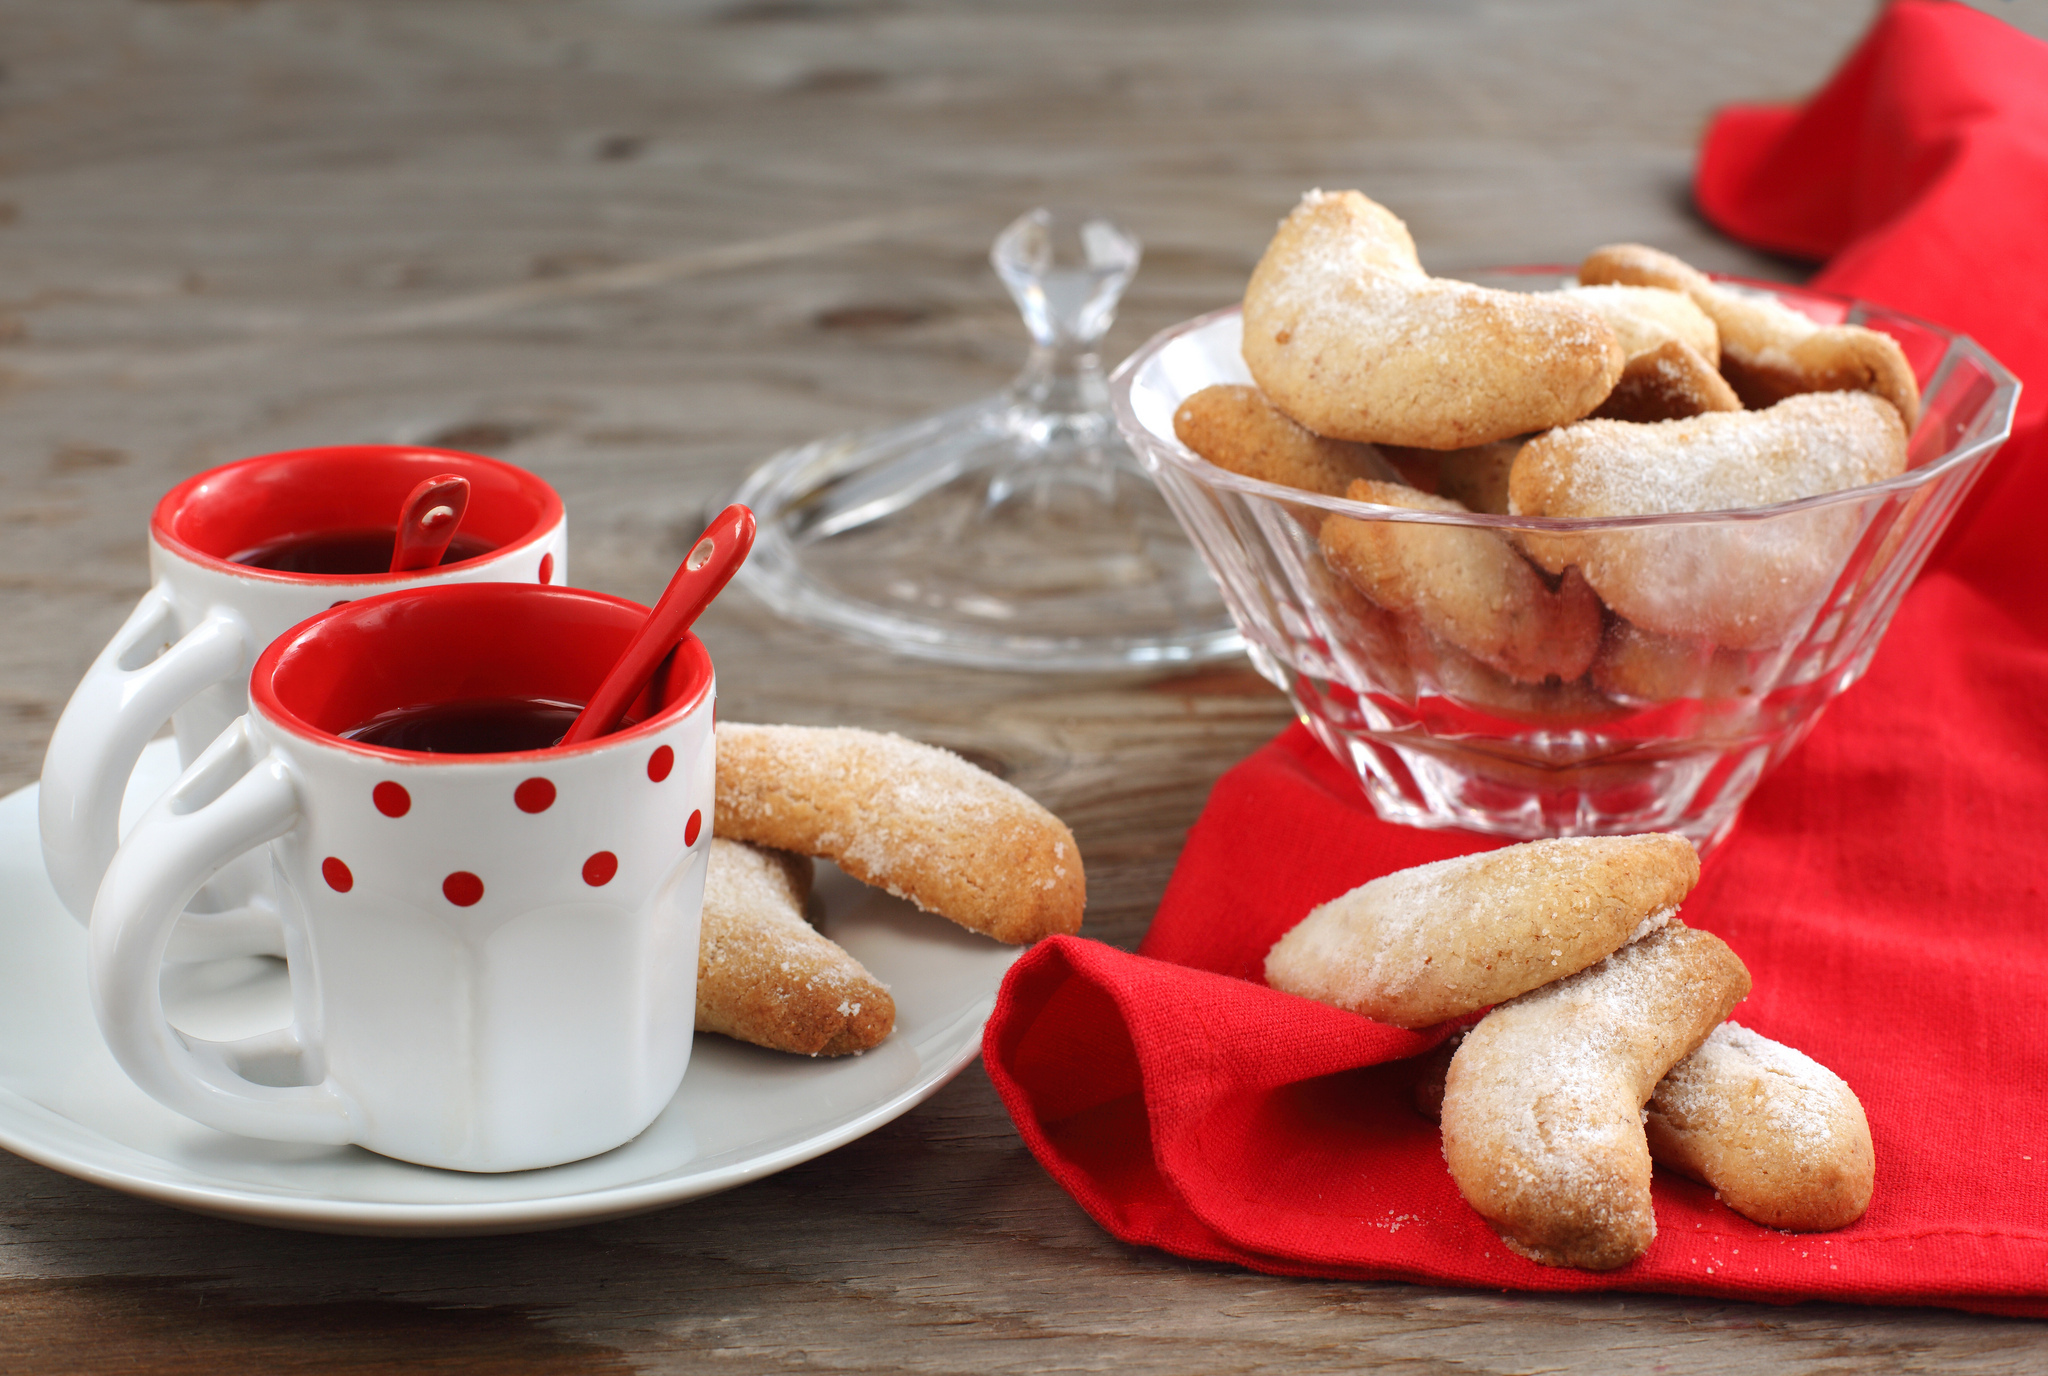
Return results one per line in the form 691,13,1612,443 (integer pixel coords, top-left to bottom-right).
2,0,2045,1370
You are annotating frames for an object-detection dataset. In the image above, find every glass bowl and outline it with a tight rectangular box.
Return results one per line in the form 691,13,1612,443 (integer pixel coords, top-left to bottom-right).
1109,270,2020,849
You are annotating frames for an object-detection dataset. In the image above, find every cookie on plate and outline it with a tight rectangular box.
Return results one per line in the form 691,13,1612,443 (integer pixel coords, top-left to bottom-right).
715,723,1085,945
698,838,894,1057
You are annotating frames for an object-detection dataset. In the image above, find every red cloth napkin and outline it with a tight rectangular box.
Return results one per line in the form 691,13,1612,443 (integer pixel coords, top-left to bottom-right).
984,0,2048,1316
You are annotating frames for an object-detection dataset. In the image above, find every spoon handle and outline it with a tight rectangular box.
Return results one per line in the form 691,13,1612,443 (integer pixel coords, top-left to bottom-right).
559,504,757,746
389,474,472,573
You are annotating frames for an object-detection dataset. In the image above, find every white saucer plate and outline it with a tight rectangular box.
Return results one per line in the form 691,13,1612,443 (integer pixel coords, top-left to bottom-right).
0,739,1020,1236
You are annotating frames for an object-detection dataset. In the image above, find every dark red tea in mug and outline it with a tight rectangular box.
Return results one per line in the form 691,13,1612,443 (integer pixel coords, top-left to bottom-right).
340,697,585,754
231,527,498,575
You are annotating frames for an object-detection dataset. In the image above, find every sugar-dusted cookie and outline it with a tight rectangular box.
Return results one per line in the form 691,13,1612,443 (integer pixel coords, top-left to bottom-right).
1552,283,1720,365
1424,630,1623,725
1547,283,1735,423
1580,243,1920,429
1509,392,1909,648
1320,562,1617,723
1319,480,1603,685
1375,445,1450,492
1315,561,1420,697
1592,340,1744,424
1243,191,1624,449
1441,922,1752,1269
1378,439,1522,514
1431,440,1522,515
714,723,1085,945
1173,383,1403,500
1265,833,1699,1029
697,838,894,1057
1414,1020,1872,1234
1317,547,1615,723
1590,618,1763,704
1645,1022,1874,1232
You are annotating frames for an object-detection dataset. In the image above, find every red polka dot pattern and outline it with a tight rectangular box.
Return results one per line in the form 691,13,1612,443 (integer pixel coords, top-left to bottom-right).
443,871,484,906
373,781,411,817
538,552,554,585
322,857,353,892
582,851,618,886
685,809,703,846
647,745,674,782
514,777,556,813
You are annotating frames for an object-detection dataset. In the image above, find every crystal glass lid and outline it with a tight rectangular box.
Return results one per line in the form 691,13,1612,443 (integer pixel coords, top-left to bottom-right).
731,208,1243,672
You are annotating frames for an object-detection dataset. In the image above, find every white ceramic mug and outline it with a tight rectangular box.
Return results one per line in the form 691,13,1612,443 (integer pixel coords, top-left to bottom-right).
88,582,713,1173
39,445,567,956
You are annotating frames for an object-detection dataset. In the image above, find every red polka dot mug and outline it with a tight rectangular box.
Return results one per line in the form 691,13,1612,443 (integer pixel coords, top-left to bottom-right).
38,446,567,956
86,582,711,1173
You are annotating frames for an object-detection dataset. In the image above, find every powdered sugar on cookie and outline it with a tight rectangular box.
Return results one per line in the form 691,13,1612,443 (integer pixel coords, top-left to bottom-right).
1441,922,1752,1269
1266,833,1699,1029
1644,1021,1875,1230
697,838,895,1057
1243,190,1624,448
715,723,1085,945
1511,392,1908,648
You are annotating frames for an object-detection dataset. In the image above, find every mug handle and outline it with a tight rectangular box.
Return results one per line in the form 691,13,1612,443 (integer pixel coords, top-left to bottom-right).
88,716,360,1146
39,584,251,926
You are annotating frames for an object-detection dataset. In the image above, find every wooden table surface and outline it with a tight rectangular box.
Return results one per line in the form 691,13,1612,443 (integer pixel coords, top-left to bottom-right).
3,1,2045,1370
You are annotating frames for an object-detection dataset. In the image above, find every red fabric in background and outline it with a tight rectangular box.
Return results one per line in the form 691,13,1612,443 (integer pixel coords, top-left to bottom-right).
984,1,2048,1315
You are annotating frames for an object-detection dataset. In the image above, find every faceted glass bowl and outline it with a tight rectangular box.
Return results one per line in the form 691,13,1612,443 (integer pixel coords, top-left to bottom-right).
1109,271,2020,849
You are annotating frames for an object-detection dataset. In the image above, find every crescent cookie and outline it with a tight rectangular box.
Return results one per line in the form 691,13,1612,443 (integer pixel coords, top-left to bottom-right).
1319,480,1603,685
1548,282,1737,424
1592,339,1743,425
1580,243,1921,429
1590,619,1763,704
1318,566,1616,724
1645,1022,1875,1232
1441,922,1752,1270
1243,190,1625,449
698,839,894,1057
714,723,1085,945
1424,631,1623,726
1317,570,1610,727
1508,392,1909,648
1413,1021,1872,1234
1173,383,1403,500
1265,833,1699,1029
1550,283,1720,365
1378,439,1522,514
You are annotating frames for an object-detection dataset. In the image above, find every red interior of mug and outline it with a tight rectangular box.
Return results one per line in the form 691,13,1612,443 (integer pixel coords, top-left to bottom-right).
152,446,562,582
253,584,712,760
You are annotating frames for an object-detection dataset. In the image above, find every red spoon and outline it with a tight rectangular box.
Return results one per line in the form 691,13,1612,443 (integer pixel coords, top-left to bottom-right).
389,474,472,573
558,503,757,746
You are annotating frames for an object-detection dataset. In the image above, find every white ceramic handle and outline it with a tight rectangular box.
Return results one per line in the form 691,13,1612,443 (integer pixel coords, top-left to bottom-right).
39,586,248,924
88,716,360,1146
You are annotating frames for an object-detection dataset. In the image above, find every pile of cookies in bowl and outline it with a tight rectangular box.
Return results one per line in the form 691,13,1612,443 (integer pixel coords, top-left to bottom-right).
1111,190,2018,848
